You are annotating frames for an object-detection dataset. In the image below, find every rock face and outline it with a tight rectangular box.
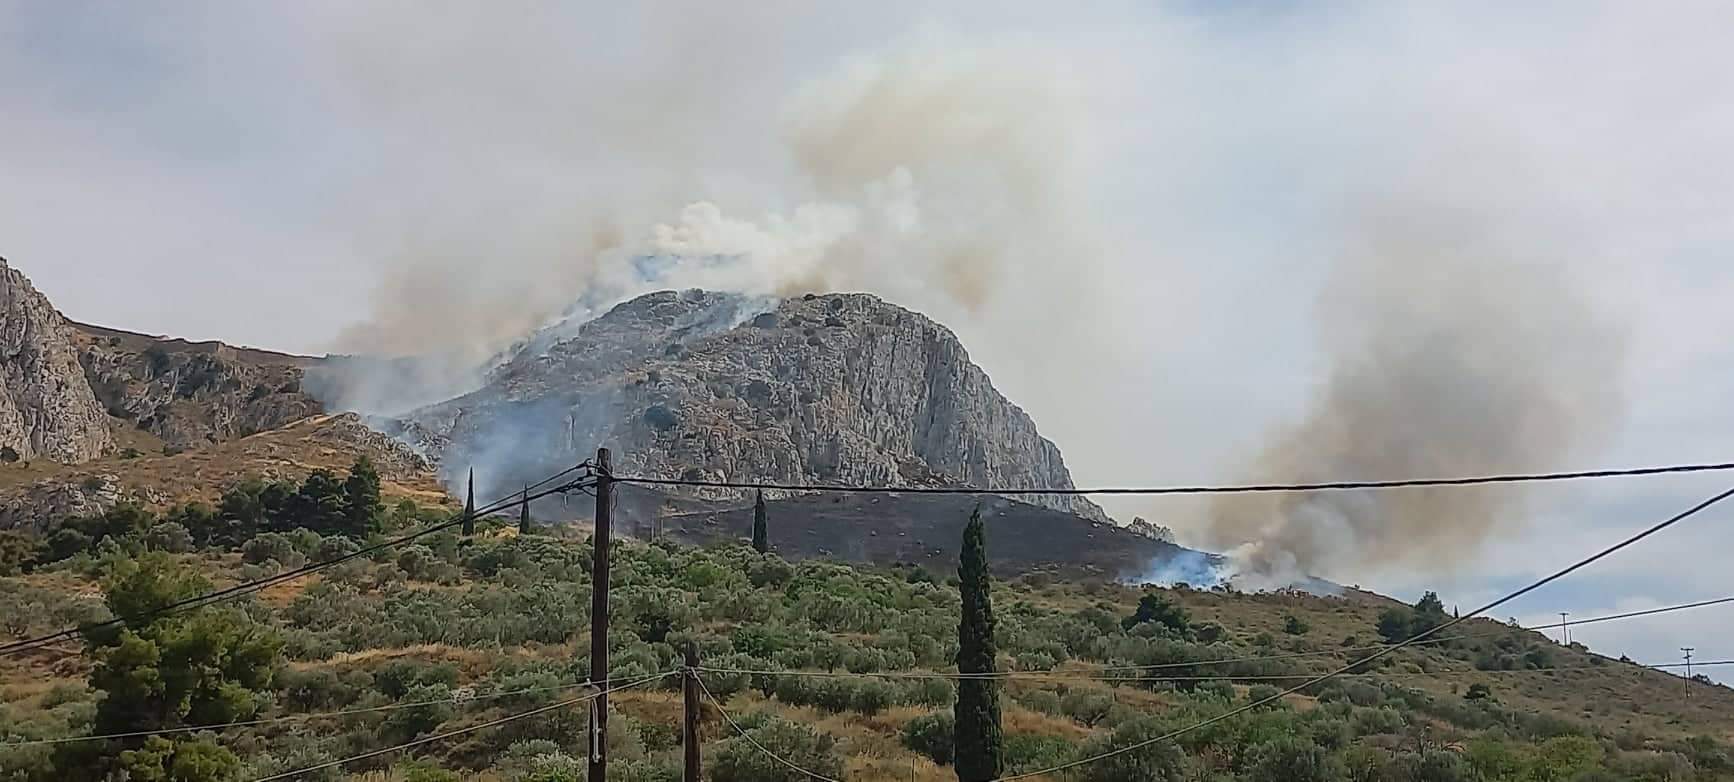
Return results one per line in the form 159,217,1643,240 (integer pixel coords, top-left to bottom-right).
72,323,323,450
0,259,114,463
399,290,1109,522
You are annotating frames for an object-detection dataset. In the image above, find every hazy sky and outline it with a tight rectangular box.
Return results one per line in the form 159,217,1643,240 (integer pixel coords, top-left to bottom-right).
5,1,1734,673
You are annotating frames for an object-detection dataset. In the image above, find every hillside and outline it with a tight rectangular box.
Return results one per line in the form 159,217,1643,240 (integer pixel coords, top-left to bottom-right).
392,290,1109,523
70,321,324,450
2,526,1730,781
631,487,1194,581
0,414,443,532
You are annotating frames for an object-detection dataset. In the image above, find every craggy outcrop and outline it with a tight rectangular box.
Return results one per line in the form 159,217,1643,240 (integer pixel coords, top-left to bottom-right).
0,259,114,463
399,290,1108,521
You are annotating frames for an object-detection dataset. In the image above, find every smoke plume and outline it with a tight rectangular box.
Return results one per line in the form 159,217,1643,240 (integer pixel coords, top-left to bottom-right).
1203,198,1626,587
316,30,1109,421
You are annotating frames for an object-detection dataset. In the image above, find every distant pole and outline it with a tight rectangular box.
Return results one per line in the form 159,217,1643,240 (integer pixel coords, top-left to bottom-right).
1683,647,1696,698
1559,612,1570,646
519,484,532,535
684,641,702,782
589,448,613,782
462,468,476,536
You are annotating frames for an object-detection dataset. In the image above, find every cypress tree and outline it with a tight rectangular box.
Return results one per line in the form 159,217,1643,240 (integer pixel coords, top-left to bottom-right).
752,490,769,554
954,506,1002,781
519,484,532,535
461,468,476,536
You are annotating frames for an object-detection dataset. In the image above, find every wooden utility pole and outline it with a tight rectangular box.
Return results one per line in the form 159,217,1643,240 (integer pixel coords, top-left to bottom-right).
1683,647,1696,698
589,448,613,782
1559,612,1571,645
684,641,702,781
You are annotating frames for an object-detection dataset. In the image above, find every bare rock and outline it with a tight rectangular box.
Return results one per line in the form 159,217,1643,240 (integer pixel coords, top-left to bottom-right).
0,259,114,462
401,289,1109,521
73,322,324,450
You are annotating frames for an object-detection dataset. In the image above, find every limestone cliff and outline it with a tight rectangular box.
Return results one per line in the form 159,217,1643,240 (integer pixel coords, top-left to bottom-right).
0,259,113,463
398,290,1109,522
72,322,323,450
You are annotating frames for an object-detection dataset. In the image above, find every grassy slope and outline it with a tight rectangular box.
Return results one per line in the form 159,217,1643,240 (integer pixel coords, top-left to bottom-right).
4,530,1732,781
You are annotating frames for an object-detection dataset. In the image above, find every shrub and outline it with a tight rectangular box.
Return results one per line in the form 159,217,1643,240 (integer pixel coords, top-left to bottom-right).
1246,736,1344,782
1246,684,1285,708
902,712,954,765
1077,717,1186,782
1283,614,1310,635
242,533,305,567
397,761,461,782
851,678,895,715
1122,592,1189,634
1004,733,1076,774
144,522,195,554
1060,689,1117,728
710,715,845,782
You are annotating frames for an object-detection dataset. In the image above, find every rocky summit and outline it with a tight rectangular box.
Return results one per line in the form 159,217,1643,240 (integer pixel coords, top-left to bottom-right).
398,289,1110,522
0,259,114,463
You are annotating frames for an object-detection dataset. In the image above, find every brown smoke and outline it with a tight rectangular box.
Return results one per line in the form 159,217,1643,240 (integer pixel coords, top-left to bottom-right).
1204,199,1626,586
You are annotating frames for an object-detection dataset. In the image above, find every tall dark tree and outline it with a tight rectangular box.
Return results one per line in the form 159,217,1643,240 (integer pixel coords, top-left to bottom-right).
462,468,476,536
289,470,347,535
519,485,532,535
953,506,1002,781
752,490,769,554
342,456,383,538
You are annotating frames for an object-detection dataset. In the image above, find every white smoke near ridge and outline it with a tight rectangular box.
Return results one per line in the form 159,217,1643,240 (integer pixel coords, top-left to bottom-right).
286,3,1734,590
320,33,1109,422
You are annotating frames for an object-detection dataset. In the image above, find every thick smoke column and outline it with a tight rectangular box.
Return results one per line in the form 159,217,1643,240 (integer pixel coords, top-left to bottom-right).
1204,201,1625,586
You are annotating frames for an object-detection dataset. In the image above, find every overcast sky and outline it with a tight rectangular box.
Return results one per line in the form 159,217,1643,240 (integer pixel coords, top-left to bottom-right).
5,1,1734,675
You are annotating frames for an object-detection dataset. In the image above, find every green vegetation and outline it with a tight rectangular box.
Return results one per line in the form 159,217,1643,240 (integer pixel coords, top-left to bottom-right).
752,490,769,554
0,471,1732,781
954,507,1002,781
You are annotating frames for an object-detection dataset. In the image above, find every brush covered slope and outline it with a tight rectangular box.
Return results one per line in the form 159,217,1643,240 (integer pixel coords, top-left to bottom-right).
395,289,1109,522
2,522,1731,782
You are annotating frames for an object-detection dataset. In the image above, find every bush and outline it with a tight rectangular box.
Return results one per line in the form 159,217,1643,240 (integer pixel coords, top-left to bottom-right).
1005,733,1076,774
710,715,845,782
1246,736,1344,782
1077,717,1187,782
1122,592,1188,634
902,712,954,765
1060,689,1117,728
242,533,306,567
1283,614,1310,635
144,522,195,554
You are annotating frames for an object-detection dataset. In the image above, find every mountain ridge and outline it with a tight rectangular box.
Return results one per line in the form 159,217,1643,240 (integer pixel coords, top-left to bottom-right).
396,289,1112,523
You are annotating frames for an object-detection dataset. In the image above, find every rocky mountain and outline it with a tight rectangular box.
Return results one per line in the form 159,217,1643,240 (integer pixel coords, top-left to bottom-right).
72,322,323,450
0,259,114,463
397,289,1109,522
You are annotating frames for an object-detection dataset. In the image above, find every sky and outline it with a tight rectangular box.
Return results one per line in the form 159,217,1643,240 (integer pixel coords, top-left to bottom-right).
4,1,1734,676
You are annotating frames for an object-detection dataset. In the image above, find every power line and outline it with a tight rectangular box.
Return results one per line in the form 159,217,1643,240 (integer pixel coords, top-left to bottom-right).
247,671,671,782
0,672,651,747
616,460,1734,496
991,483,1734,780
697,676,843,782
0,468,595,658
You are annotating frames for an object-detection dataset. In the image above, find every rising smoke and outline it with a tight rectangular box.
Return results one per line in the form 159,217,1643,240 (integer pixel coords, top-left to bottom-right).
316,28,1111,423
1202,198,1626,587
289,3,1715,587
